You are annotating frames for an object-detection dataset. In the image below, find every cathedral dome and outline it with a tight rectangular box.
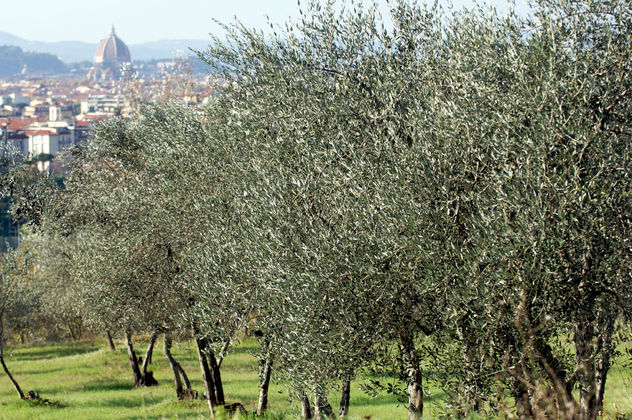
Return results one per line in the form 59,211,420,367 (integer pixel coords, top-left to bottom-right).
94,26,131,65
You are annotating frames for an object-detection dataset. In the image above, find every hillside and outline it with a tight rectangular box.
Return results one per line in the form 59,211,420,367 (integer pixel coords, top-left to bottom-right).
0,45,67,77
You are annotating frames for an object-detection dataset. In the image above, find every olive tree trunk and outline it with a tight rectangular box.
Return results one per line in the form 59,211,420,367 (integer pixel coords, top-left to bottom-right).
257,339,273,415
216,339,230,367
399,334,423,420
165,334,183,395
106,331,116,350
339,379,351,418
574,316,597,420
313,385,333,419
141,331,158,377
300,390,313,419
595,317,614,417
206,346,225,405
511,378,534,418
194,334,216,419
124,330,143,386
124,330,158,387
0,314,25,400
66,317,83,340
163,332,195,399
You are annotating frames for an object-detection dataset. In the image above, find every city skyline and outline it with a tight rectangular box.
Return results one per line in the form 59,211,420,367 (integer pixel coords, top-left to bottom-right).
1,0,529,45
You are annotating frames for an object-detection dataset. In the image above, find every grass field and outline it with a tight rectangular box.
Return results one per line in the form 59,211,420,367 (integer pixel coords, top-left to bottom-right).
0,337,630,419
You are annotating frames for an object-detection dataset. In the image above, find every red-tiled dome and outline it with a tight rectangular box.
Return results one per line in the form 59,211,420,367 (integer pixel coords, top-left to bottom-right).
94,26,131,65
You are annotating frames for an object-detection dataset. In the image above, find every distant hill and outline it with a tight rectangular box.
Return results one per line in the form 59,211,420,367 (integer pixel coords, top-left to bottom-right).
0,31,211,63
131,39,211,61
0,32,95,63
0,45,67,77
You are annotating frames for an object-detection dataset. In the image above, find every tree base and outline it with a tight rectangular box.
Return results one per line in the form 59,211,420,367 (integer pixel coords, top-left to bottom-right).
224,402,247,417
177,388,198,400
25,390,39,400
134,371,158,387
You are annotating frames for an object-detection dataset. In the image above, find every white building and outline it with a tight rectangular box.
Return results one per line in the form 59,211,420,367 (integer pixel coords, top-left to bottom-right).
0,93,30,106
49,105,73,122
9,93,29,105
25,126,73,156
81,95,123,114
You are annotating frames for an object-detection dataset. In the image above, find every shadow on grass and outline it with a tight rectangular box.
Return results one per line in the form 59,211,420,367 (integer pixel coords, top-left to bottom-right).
79,379,133,392
229,342,259,355
8,344,101,361
93,393,167,409
14,366,75,376
131,416,209,420
353,390,444,406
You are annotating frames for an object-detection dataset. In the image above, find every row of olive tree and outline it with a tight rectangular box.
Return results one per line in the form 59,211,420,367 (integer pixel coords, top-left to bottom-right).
2,0,631,419
193,0,632,418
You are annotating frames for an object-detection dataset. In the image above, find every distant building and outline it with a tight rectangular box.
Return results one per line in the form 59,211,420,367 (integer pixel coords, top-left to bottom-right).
80,95,124,114
25,125,73,157
49,104,73,121
9,93,30,105
87,26,132,81
0,93,30,106
22,104,49,119
7,131,28,156
0,116,42,132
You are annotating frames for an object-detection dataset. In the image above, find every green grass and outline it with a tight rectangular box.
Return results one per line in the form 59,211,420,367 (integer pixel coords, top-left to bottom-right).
0,338,408,420
0,337,630,419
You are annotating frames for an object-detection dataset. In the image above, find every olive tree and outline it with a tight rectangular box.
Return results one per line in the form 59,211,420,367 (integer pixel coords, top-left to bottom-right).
123,103,255,411
199,1,632,419
199,2,455,418
45,105,256,414
34,120,190,389
419,1,632,418
0,248,38,400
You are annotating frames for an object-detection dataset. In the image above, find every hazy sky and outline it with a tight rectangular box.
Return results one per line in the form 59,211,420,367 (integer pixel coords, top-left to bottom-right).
2,0,529,44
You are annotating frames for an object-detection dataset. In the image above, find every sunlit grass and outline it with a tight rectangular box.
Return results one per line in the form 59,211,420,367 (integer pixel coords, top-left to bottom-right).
0,337,629,419
0,337,407,419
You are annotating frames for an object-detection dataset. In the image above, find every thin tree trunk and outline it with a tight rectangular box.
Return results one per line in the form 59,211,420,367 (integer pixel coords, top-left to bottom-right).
194,334,216,419
257,339,273,415
0,342,24,400
164,332,196,399
217,338,230,368
313,385,333,419
535,336,578,414
516,288,577,415
177,364,192,389
301,390,313,419
339,379,350,418
314,393,324,420
123,331,158,387
511,378,534,419
164,333,183,397
595,317,614,417
66,317,83,341
124,330,143,386
0,315,25,400
206,347,225,405
399,333,423,420
454,323,484,412
106,331,116,350
141,331,158,376
574,317,597,420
